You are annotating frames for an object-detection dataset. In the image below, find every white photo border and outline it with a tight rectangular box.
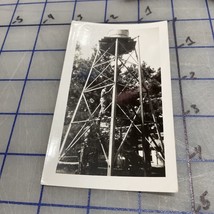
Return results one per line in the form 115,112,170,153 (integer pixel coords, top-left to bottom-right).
41,21,178,193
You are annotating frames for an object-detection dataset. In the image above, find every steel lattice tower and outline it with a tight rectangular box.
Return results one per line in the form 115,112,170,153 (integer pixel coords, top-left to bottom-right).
58,30,164,176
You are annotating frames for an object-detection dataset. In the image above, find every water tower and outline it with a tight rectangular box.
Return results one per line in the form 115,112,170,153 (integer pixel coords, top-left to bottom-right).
58,29,164,176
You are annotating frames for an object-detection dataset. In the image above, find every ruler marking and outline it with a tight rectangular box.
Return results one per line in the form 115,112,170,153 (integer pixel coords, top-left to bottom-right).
0,0,20,55
36,185,44,214
0,0,48,181
205,0,214,40
138,192,142,214
0,0,213,213
0,45,213,54
137,0,140,22
104,0,108,22
71,0,78,20
86,189,91,214
170,0,196,212
0,17,213,28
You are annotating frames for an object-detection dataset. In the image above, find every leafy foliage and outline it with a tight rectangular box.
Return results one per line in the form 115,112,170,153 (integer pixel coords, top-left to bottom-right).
59,43,163,175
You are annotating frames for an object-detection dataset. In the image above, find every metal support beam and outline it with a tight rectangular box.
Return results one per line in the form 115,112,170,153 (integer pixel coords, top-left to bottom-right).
113,107,141,163
107,38,119,176
136,36,151,175
59,47,100,157
137,37,144,128
148,95,164,153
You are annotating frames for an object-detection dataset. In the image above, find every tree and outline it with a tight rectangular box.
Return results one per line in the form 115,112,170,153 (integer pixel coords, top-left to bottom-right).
59,42,164,175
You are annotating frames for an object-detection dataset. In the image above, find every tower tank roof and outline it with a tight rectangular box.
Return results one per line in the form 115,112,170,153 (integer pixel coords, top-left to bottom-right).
107,29,129,38
99,29,136,55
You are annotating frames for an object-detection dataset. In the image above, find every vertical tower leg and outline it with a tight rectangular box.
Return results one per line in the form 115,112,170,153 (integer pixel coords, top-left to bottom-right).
137,37,151,176
59,47,100,157
137,37,144,130
107,38,119,176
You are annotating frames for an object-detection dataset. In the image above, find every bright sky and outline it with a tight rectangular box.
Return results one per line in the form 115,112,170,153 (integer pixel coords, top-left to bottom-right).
75,23,160,71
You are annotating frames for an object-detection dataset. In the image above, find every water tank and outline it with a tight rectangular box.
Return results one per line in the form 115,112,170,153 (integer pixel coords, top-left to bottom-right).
108,29,129,38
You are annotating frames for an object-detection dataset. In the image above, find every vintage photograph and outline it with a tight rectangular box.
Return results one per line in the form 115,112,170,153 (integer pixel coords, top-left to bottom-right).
42,21,177,192
57,26,164,177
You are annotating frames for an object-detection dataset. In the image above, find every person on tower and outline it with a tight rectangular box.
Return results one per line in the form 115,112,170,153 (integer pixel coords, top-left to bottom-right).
98,87,110,119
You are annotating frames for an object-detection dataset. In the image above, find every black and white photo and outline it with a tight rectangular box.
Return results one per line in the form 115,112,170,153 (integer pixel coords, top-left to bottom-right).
41,21,178,192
